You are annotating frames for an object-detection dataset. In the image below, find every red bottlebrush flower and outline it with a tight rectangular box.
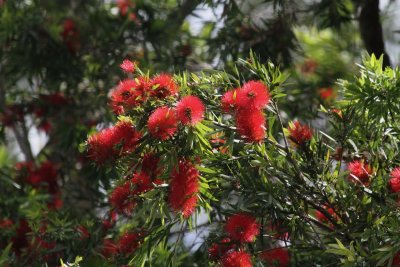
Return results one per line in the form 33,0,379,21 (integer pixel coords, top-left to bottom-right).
37,161,58,183
110,79,148,114
141,153,161,178
114,120,142,153
130,172,153,195
61,18,80,53
301,59,318,74
225,213,259,243
11,219,31,255
120,59,136,73
118,231,144,255
38,120,52,133
147,107,178,140
77,225,90,240
47,193,63,210
168,159,200,218
221,89,239,113
315,206,338,224
1,104,25,126
175,95,205,126
40,93,69,106
150,74,179,99
260,248,290,267
102,211,117,231
15,161,34,172
208,238,236,261
347,160,372,185
87,127,119,164
109,182,135,214
0,218,13,229
236,80,270,110
288,121,312,146
221,250,252,267
21,161,58,194
235,110,266,142
393,252,400,266
117,0,135,17
87,121,141,164
389,167,400,193
318,87,336,101
101,239,118,258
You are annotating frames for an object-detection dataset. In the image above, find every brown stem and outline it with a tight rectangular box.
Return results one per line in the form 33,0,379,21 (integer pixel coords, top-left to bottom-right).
12,122,34,162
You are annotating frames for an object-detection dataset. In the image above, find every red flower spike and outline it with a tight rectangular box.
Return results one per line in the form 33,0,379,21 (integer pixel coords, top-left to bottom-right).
225,213,260,243
318,87,336,101
11,219,31,256
315,206,338,224
168,159,200,218
288,121,313,146
141,153,161,178
87,121,141,164
117,0,135,17
260,248,290,267
221,89,239,113
118,232,143,255
150,74,179,99
0,218,13,229
130,172,153,195
175,95,205,126
114,120,142,153
236,80,270,110
347,160,372,185
393,252,400,266
39,93,69,106
235,109,266,142
221,250,252,267
101,239,118,258
109,183,135,214
110,78,149,114
208,238,236,261
77,225,90,240
87,127,120,163
147,106,178,140
389,167,400,193
120,59,136,73
61,18,80,53
102,211,117,231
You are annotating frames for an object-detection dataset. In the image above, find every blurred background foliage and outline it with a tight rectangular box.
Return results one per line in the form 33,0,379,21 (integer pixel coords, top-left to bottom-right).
0,0,399,266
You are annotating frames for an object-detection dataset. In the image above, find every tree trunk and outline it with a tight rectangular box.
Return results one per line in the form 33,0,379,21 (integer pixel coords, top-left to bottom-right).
359,0,391,67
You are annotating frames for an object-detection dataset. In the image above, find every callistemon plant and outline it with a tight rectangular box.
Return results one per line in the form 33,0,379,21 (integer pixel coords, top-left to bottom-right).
82,54,400,266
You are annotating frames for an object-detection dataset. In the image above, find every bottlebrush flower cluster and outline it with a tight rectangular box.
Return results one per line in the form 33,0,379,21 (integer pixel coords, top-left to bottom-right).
259,248,290,267
109,171,156,215
168,159,200,218
315,205,339,225
209,213,259,266
117,0,138,22
389,167,400,193
110,69,178,115
61,18,80,53
347,160,372,185
0,219,60,262
225,213,260,243
87,120,142,164
101,230,145,258
288,120,313,146
221,80,270,142
15,161,62,209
